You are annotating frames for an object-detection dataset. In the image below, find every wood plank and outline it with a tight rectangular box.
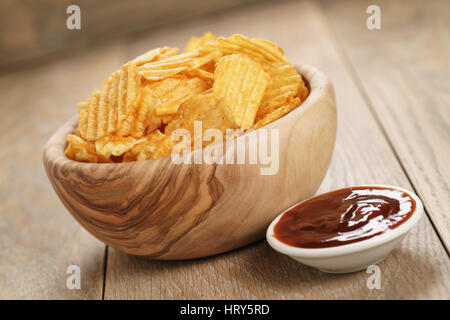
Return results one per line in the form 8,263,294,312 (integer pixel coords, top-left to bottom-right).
104,0,450,299
318,0,450,251
0,42,126,298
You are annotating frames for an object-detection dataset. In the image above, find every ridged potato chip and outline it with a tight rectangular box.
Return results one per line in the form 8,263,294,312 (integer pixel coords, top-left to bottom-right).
202,34,288,64
128,86,163,138
165,93,235,149
184,68,214,82
213,54,269,129
202,34,306,118
253,97,301,129
84,90,101,141
117,63,144,136
257,62,304,118
139,52,200,80
95,135,147,159
77,101,89,138
78,62,143,140
132,47,179,66
107,72,120,134
65,134,99,163
297,76,309,102
123,130,171,161
138,49,217,81
151,77,210,116
184,32,215,53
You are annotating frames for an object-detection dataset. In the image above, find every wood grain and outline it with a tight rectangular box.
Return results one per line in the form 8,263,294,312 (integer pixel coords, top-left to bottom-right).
43,64,337,260
319,0,450,251
103,0,450,299
0,42,126,299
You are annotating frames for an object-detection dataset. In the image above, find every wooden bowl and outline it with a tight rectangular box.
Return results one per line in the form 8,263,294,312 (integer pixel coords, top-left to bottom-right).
43,64,337,260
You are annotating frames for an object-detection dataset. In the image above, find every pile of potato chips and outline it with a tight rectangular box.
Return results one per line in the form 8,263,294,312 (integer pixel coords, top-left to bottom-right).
65,33,309,163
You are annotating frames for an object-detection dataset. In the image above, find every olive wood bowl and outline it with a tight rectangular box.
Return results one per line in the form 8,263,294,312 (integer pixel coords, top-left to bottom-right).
43,64,337,259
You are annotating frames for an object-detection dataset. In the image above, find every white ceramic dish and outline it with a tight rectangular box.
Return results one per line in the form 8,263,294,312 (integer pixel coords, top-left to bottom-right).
266,184,423,273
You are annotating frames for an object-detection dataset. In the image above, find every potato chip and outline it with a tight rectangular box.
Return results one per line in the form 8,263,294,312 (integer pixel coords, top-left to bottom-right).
126,63,142,111
138,52,196,80
150,77,210,116
129,86,162,138
165,93,235,149
201,33,304,119
253,97,301,129
183,67,214,82
138,51,216,81
117,63,144,136
97,78,113,138
95,135,147,159
78,62,143,140
85,90,101,141
297,75,309,102
213,54,269,129
77,101,89,138
123,130,171,161
202,34,288,64
117,64,129,126
184,32,215,53
65,134,99,163
257,62,303,118
132,47,179,66
107,71,120,134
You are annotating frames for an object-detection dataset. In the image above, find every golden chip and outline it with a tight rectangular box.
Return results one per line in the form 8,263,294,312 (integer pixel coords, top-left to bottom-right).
132,47,179,66
123,130,171,161
297,75,309,102
213,54,269,130
202,34,288,64
107,71,120,134
78,62,143,140
184,32,215,53
202,34,304,118
117,63,144,136
183,67,214,82
150,77,210,116
137,52,197,81
165,93,235,149
129,86,163,138
85,90,101,141
138,51,216,81
77,101,89,138
253,97,301,129
257,62,303,117
65,134,99,163
97,78,113,138
95,135,147,159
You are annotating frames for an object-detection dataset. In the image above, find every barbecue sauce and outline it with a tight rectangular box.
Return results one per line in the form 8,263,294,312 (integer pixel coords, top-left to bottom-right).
274,186,416,248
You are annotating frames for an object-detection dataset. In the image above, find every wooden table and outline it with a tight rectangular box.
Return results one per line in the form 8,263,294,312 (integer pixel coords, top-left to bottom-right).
0,0,448,299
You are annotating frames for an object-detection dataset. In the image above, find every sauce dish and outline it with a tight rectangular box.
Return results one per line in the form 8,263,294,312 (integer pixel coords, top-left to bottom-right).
266,185,423,273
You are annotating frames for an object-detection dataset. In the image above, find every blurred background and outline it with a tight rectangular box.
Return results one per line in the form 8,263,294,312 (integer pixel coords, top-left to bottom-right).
0,0,265,70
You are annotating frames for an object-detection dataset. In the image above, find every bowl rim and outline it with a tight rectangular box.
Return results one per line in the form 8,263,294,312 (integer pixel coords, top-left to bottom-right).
266,184,424,258
44,64,332,168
